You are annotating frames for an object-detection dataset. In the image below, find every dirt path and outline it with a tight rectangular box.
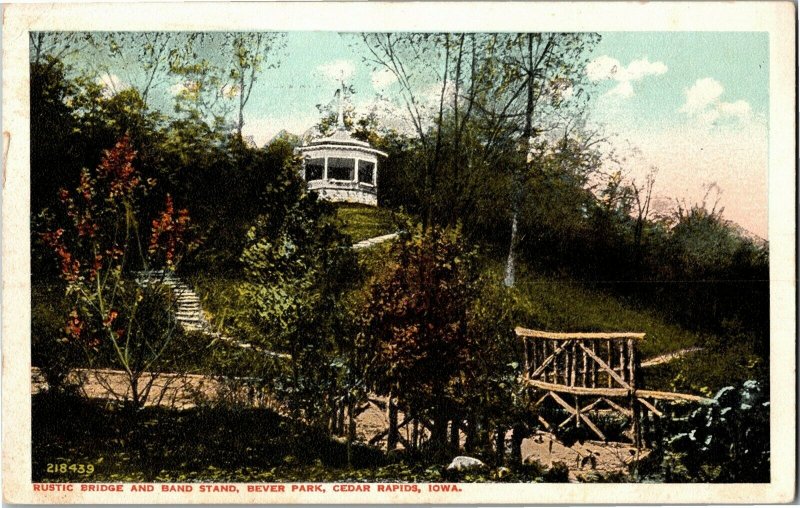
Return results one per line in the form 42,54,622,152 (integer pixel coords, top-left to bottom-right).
33,367,639,480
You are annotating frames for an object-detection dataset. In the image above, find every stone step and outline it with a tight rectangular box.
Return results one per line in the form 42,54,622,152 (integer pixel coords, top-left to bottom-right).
176,313,204,320
176,314,204,321
178,320,206,326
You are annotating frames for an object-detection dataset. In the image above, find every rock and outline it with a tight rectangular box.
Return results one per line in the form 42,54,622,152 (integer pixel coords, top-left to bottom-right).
446,456,486,471
523,455,543,466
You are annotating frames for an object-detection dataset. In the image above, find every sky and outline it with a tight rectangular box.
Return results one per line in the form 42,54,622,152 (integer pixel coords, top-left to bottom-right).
79,31,771,239
242,31,769,239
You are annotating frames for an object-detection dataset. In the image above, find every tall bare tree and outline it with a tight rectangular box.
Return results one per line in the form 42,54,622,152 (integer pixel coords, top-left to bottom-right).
226,33,286,140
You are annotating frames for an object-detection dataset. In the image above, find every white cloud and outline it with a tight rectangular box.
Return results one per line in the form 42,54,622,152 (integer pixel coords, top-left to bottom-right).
607,80,634,98
316,59,356,83
623,58,668,82
586,55,620,82
586,56,667,98
371,68,397,92
717,99,752,120
680,78,752,125
680,77,724,114
96,73,128,96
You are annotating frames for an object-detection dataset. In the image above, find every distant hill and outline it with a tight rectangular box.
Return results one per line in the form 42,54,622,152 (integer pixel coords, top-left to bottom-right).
266,129,303,148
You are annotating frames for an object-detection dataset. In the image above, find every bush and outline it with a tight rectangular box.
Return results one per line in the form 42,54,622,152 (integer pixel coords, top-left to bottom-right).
649,379,769,482
31,281,83,393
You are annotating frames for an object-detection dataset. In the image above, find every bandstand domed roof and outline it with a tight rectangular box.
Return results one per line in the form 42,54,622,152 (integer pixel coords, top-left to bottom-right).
315,126,370,147
299,125,387,157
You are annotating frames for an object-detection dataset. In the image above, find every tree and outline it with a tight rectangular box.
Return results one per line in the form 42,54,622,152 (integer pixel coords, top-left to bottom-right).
238,150,360,428
361,33,459,228
29,32,93,70
41,136,197,408
361,225,477,454
361,33,600,285
225,33,286,139
492,33,600,287
631,168,658,253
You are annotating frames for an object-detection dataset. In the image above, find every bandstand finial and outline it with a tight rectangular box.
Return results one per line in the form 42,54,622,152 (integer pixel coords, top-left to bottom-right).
336,75,345,129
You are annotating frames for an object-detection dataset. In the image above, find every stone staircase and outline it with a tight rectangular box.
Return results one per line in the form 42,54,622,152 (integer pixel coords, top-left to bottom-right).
135,230,402,358
136,270,290,359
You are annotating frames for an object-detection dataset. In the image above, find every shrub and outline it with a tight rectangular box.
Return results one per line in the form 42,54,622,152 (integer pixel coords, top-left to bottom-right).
651,379,769,482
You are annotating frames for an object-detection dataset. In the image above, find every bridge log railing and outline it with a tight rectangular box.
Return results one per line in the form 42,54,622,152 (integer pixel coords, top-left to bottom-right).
515,327,711,445
517,328,644,392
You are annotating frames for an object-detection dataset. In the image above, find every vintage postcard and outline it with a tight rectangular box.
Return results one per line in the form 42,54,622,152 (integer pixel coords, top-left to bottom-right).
2,1,796,504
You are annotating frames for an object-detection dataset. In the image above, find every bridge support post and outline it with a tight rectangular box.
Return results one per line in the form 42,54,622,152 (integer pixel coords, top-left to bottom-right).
449,419,460,453
387,396,398,451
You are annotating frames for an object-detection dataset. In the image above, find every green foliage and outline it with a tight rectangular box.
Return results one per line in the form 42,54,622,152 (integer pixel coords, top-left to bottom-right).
33,393,558,483
31,281,82,393
648,380,769,482
237,154,361,426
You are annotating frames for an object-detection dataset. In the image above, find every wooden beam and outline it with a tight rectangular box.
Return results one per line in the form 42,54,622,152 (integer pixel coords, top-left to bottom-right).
515,327,645,340
558,413,576,429
602,397,633,417
530,341,570,379
524,379,711,405
637,389,713,404
627,338,636,389
579,342,632,390
526,379,630,397
581,397,605,413
569,342,576,386
533,392,550,408
549,391,577,415
549,392,607,441
578,413,606,441
523,338,530,376
637,397,664,418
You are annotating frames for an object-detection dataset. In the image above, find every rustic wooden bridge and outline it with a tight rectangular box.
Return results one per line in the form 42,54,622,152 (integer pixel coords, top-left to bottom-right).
515,327,711,446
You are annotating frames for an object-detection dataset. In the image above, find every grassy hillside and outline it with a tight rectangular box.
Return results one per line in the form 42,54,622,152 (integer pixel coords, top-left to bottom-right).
334,203,405,243
185,217,762,396
478,262,763,395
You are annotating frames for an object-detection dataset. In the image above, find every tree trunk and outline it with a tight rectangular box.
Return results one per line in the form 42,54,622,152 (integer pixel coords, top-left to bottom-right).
503,211,518,287
511,423,526,464
431,412,449,452
346,399,356,467
464,414,477,453
505,34,537,289
450,418,460,453
495,425,507,465
337,404,345,435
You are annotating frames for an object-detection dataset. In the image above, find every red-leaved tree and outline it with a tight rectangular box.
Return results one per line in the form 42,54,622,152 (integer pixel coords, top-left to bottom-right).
361,225,477,454
42,135,197,407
